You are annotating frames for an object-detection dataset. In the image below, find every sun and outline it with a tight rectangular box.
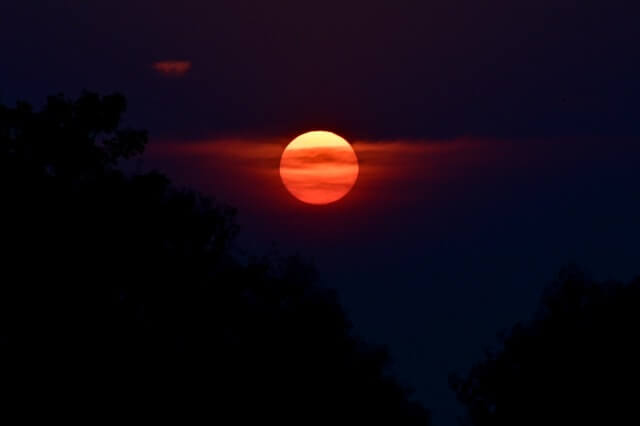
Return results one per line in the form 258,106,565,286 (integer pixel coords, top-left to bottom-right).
280,131,359,205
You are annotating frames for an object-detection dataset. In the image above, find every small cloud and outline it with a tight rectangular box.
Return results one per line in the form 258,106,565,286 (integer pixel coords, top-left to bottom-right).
152,60,192,77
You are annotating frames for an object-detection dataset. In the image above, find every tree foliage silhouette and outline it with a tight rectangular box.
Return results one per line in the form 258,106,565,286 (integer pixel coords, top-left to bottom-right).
450,268,640,425
0,92,430,424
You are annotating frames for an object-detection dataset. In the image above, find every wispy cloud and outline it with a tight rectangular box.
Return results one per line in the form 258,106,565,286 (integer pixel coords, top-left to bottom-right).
152,61,192,77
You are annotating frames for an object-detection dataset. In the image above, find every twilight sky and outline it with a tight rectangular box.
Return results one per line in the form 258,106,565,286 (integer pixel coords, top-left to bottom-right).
2,1,640,424
3,1,639,141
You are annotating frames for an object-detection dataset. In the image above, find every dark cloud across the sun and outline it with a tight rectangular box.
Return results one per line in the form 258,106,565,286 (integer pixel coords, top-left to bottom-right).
281,148,357,169
1,0,639,141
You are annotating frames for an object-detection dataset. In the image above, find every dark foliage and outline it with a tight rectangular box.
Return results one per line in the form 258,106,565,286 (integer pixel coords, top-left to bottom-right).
450,268,640,425
0,92,429,424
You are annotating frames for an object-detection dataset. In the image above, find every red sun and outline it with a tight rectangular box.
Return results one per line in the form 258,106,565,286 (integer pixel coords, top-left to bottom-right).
279,131,359,205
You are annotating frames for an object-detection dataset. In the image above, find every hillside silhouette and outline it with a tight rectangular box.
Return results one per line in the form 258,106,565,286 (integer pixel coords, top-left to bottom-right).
0,92,430,424
450,267,640,425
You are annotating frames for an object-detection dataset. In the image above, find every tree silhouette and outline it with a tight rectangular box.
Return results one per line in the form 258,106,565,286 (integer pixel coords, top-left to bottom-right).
450,267,640,426
0,92,430,424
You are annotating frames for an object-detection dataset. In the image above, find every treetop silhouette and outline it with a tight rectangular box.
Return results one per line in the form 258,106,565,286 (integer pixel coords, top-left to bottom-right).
1,92,430,424
450,268,640,426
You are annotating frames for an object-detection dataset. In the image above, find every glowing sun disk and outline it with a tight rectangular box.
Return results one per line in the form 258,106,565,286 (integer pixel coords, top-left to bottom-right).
280,131,359,205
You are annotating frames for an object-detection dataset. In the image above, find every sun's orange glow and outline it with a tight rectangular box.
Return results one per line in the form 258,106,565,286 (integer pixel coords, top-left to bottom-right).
280,131,359,205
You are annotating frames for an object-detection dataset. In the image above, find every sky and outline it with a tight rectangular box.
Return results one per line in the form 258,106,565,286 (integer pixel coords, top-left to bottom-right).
2,1,640,424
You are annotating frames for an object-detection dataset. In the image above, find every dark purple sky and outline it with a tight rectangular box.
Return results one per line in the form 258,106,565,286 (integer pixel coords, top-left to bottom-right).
2,1,640,424
3,1,639,141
